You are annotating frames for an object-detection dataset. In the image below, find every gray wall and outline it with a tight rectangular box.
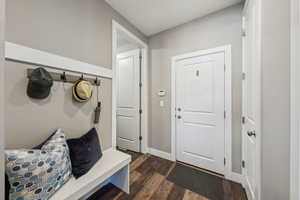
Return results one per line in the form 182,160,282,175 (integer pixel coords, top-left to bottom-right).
0,0,5,198
261,0,291,199
5,0,146,150
149,4,243,173
6,0,147,69
5,63,113,150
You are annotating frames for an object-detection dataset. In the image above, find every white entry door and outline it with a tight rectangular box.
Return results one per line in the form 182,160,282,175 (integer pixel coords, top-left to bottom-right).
242,0,259,199
175,51,225,174
116,49,141,152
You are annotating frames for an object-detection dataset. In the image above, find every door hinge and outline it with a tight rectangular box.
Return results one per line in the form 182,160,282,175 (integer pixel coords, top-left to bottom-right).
139,82,142,87
242,73,246,80
242,160,245,168
242,29,246,37
139,136,142,141
242,116,246,124
139,109,142,114
224,111,226,119
224,158,226,165
224,64,226,71
139,55,142,60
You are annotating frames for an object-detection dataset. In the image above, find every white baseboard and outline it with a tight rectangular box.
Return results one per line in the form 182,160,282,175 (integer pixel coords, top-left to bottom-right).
148,148,174,161
229,172,245,185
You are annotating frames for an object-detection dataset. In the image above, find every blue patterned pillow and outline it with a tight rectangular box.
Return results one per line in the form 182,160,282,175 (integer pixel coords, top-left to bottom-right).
5,129,72,200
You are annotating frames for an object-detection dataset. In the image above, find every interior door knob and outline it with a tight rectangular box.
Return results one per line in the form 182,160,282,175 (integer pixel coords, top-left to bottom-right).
177,115,182,119
247,130,256,137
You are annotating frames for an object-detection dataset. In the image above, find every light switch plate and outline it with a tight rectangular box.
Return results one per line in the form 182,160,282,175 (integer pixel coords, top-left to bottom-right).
160,100,164,107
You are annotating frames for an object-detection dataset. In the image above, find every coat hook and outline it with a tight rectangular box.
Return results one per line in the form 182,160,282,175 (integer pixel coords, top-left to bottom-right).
95,77,101,86
61,72,67,82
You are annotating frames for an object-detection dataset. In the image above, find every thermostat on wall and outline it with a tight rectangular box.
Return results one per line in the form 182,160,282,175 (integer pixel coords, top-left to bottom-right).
158,90,166,97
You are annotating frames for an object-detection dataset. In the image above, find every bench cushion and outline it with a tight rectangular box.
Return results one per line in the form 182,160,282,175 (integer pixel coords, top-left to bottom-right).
50,149,131,200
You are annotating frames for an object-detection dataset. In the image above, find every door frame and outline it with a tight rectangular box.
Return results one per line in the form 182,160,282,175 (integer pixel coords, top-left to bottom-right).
116,49,141,152
0,0,5,198
290,0,300,199
171,45,232,178
242,1,262,199
112,20,149,153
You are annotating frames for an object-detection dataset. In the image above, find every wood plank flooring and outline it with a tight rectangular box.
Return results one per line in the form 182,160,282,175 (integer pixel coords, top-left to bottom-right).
88,150,247,200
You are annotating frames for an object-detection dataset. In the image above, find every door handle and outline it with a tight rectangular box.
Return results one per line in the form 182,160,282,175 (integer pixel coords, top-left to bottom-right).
247,130,256,137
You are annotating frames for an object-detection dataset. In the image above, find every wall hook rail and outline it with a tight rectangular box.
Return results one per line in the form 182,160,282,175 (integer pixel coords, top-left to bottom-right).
27,68,101,86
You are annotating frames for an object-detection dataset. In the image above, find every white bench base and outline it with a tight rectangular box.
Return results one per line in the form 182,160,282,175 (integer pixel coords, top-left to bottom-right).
50,149,131,200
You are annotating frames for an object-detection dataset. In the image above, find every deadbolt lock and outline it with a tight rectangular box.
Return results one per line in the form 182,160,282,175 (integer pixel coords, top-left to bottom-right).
177,115,182,119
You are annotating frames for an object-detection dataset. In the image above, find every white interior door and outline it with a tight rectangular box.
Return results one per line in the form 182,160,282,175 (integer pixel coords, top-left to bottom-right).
175,51,225,174
116,49,140,152
242,0,259,199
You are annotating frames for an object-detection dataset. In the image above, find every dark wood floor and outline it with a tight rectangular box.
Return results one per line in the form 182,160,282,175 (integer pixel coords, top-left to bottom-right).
88,150,247,200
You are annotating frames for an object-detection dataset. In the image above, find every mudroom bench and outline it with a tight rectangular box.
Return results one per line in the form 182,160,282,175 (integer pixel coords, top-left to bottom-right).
50,149,131,200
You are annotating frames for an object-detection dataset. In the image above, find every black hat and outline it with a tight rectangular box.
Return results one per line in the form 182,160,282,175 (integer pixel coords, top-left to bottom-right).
27,67,53,99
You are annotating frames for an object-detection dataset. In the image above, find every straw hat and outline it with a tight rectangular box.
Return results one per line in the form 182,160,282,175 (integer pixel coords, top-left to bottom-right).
72,80,93,102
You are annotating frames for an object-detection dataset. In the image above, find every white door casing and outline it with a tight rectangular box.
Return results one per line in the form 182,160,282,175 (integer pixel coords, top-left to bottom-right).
116,49,141,152
112,20,149,154
175,51,226,175
171,46,232,179
242,0,262,199
0,0,5,198
290,0,300,199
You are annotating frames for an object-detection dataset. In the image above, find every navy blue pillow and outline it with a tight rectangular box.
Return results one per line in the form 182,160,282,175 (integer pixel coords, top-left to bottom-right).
67,128,102,179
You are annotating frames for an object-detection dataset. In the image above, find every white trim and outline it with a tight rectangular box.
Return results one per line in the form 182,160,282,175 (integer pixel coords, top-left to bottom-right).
253,2,262,199
242,1,262,199
5,42,112,79
112,21,147,48
170,45,233,178
224,45,233,178
290,0,300,199
148,148,174,161
112,23,117,150
171,57,177,162
0,0,5,198
112,20,149,153
140,47,149,153
229,172,245,185
50,149,131,200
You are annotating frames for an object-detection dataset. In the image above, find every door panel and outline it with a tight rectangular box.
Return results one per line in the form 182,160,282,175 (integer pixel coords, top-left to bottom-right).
182,123,215,159
182,62,214,112
243,0,259,199
176,52,225,174
117,58,135,107
116,49,140,152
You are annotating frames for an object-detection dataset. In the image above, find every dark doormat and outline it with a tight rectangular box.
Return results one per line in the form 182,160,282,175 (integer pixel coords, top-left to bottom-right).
167,163,224,200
